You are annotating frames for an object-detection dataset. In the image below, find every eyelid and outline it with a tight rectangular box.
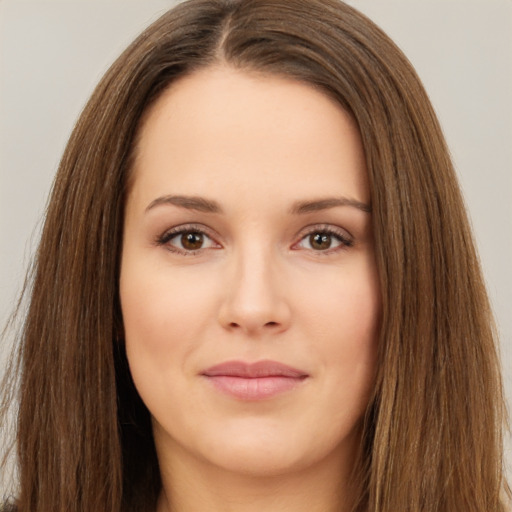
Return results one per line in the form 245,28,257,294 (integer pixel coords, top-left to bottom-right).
155,222,354,255
292,224,354,252
155,223,222,254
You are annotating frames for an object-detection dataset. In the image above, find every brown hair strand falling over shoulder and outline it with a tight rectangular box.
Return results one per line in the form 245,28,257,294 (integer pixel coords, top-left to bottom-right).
0,1,509,511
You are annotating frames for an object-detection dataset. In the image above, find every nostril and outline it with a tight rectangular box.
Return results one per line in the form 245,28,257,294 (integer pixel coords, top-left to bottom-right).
228,321,279,329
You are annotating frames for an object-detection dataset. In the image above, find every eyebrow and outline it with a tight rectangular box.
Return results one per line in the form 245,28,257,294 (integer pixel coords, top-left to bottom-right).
145,194,371,215
289,197,372,214
145,195,223,214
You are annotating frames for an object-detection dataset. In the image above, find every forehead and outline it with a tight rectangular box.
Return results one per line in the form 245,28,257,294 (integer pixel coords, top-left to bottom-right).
130,65,369,209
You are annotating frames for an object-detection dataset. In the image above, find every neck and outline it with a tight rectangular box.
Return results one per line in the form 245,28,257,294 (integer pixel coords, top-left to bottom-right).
155,440,360,512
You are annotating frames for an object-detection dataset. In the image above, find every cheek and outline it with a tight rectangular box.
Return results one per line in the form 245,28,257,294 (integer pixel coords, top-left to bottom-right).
122,258,208,333
119,259,217,379
298,257,380,342
119,259,221,425
296,258,380,394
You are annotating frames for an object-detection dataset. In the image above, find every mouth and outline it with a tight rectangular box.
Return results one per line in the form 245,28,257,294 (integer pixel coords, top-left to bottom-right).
200,360,309,401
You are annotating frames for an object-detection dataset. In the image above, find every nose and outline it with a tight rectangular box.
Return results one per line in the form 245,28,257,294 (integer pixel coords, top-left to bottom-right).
217,246,292,336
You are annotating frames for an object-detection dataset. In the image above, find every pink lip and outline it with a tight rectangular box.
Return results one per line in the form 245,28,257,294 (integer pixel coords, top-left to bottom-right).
201,360,309,400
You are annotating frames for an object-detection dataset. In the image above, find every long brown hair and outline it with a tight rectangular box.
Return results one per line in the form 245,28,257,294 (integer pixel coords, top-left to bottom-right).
1,0,508,511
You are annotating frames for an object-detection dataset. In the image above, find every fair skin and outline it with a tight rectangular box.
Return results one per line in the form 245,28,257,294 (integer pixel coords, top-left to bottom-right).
120,65,380,512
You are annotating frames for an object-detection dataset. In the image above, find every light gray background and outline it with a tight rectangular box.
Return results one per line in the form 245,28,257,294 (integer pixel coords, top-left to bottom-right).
1,0,511,491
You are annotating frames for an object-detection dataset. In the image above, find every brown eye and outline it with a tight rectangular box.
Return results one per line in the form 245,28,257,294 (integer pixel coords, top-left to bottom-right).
309,233,332,250
181,232,204,250
157,226,219,254
294,228,352,253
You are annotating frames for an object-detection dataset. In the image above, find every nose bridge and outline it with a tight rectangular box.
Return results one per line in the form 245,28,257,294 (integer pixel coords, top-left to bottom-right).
236,242,275,301
218,238,290,334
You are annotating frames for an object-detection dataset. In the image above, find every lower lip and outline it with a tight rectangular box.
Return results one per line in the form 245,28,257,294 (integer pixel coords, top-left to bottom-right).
203,375,306,400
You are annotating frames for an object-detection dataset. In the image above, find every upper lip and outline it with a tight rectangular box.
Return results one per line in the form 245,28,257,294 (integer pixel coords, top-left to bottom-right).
201,360,309,379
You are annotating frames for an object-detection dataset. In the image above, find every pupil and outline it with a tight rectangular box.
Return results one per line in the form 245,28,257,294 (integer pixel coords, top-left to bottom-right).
310,233,331,250
181,232,203,250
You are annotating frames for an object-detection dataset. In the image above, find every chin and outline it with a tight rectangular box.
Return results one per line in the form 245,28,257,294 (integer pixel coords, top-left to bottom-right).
184,420,353,478
205,445,313,477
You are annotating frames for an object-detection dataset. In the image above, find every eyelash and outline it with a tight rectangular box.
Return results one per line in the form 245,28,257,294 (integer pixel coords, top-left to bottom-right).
294,225,354,254
155,223,219,256
154,223,354,256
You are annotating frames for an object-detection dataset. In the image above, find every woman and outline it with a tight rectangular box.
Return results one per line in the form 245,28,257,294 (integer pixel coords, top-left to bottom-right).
0,0,508,511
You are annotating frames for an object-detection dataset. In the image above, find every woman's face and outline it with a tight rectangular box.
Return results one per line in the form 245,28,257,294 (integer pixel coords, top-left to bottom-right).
120,66,380,478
